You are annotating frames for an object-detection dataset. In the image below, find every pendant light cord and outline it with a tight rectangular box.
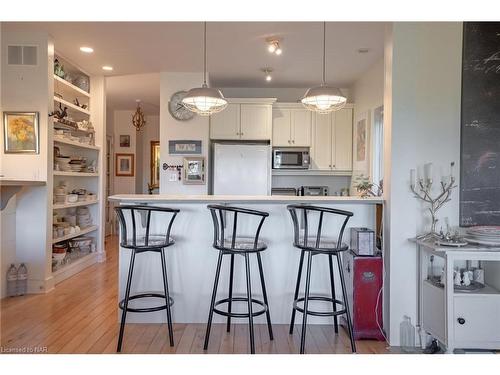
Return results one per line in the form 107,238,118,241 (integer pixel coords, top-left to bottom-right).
322,21,326,85
203,22,207,86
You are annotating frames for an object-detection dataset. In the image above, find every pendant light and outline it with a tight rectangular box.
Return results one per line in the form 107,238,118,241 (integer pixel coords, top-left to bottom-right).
301,22,347,114
132,100,146,131
182,22,228,116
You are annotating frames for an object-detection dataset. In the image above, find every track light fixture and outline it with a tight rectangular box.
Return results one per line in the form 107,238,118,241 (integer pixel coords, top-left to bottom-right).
266,38,282,55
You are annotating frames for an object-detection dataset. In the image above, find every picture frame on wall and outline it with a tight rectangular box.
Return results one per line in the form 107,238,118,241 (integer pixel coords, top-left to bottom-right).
356,117,367,162
183,157,205,185
119,135,131,148
168,140,202,155
115,153,135,176
150,141,160,189
3,111,40,154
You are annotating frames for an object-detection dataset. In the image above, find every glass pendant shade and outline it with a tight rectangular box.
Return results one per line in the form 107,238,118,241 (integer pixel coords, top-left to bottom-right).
181,84,228,116
301,85,347,114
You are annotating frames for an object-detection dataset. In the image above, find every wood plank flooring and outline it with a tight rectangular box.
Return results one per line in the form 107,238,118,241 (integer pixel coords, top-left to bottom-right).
0,236,388,354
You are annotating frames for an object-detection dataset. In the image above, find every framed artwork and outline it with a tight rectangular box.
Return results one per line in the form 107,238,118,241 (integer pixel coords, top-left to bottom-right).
3,111,39,154
150,141,160,189
168,140,202,155
183,157,205,185
115,153,135,176
119,135,130,147
356,118,367,162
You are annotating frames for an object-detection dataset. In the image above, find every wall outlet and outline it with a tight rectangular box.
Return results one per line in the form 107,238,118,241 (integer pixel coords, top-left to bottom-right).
169,173,178,182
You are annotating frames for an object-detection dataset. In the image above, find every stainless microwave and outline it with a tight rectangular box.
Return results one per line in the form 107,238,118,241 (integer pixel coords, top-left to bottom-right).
272,147,310,169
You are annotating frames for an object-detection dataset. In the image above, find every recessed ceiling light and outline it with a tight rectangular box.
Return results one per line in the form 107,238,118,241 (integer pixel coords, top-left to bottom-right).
357,48,370,54
79,46,94,53
102,66,113,71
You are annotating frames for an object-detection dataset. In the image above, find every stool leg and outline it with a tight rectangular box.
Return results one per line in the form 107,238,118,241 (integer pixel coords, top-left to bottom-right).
257,252,273,341
336,253,356,353
328,254,339,333
300,251,313,354
117,250,136,352
244,252,255,354
226,253,235,333
289,249,305,334
160,248,174,347
204,251,224,350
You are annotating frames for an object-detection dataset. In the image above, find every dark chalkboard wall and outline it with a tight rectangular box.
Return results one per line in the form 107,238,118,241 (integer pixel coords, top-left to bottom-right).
460,22,500,226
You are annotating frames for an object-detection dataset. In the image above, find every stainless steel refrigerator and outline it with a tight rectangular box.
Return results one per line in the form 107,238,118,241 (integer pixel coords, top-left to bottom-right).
212,142,271,195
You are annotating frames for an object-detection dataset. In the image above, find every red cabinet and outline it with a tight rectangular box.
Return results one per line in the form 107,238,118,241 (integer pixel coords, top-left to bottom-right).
341,251,385,340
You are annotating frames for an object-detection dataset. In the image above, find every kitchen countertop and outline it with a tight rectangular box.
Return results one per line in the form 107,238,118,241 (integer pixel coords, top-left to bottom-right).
109,194,384,204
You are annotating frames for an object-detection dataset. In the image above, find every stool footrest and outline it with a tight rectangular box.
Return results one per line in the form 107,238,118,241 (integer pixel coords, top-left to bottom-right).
213,297,268,318
119,293,174,313
293,296,346,317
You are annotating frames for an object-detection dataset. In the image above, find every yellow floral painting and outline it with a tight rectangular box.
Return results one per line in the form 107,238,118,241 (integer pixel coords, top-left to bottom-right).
3,112,39,153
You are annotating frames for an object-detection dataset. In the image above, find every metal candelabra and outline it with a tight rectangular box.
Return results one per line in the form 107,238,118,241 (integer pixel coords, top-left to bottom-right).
410,163,457,240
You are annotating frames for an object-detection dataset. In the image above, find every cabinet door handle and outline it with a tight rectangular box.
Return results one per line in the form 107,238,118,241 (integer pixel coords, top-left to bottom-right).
457,317,465,325
288,140,291,144
292,140,295,144
241,132,244,136
329,164,332,168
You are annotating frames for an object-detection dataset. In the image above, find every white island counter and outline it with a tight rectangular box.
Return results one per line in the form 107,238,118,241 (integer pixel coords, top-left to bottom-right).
109,194,383,324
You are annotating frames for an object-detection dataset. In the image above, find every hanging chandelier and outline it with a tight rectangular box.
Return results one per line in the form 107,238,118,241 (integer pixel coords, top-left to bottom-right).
301,22,347,114
132,100,146,131
182,22,228,116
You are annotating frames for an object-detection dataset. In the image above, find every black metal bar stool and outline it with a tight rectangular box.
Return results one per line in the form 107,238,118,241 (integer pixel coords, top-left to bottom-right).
115,205,179,352
203,204,273,354
287,204,356,354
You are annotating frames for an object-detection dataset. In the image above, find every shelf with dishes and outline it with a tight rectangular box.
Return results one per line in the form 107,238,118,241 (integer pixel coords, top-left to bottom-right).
54,134,99,151
52,235,96,276
54,74,90,99
54,119,95,134
53,199,99,210
52,225,98,244
54,151,98,175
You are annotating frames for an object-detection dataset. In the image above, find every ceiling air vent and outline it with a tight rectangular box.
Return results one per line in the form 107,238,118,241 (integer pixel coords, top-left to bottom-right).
7,45,38,66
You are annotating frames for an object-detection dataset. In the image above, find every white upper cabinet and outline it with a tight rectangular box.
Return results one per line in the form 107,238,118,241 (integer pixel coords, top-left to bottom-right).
311,112,333,170
240,104,271,140
272,105,312,147
209,103,240,139
311,106,353,172
272,108,292,146
333,107,353,171
210,99,275,140
291,109,312,147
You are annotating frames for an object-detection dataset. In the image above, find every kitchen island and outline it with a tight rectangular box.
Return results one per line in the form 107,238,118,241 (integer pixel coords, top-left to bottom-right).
109,194,383,324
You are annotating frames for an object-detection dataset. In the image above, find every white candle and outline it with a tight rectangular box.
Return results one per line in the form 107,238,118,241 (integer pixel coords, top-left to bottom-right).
410,169,416,187
424,163,433,182
450,161,455,180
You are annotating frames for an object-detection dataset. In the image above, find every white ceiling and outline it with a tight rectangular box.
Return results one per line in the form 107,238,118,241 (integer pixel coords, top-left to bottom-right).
2,22,386,111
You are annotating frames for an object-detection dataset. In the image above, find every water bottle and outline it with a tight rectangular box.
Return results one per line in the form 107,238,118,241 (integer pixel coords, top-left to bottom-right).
17,263,28,296
7,264,18,297
400,315,415,353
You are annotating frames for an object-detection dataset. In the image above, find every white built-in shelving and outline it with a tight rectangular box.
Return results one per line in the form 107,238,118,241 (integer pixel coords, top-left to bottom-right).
50,54,103,285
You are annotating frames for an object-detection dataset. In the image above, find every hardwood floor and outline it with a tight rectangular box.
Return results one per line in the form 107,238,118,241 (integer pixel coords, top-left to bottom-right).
0,236,388,354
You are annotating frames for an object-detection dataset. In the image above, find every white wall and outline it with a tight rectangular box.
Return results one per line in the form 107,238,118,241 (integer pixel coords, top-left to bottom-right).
221,87,352,103
113,110,137,194
384,22,463,345
1,31,54,295
350,59,384,184
160,72,209,195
